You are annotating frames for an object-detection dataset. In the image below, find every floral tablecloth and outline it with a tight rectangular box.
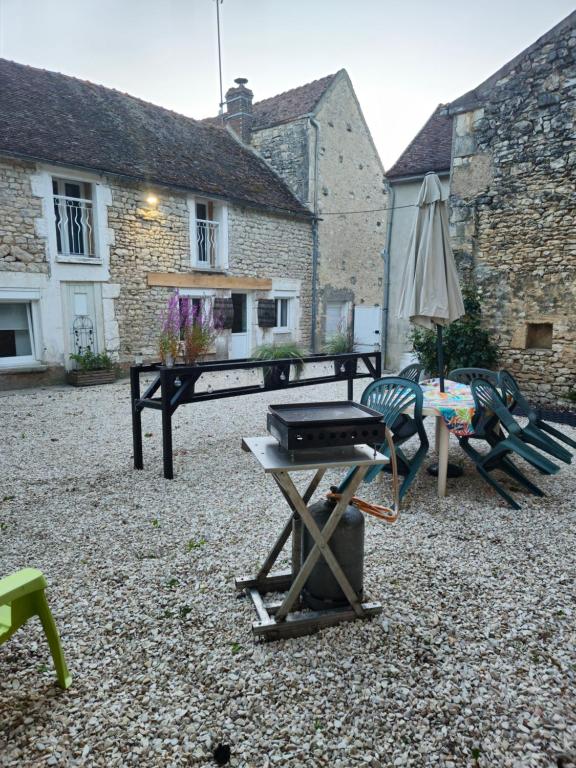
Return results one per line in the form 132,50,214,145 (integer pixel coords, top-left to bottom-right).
420,378,475,436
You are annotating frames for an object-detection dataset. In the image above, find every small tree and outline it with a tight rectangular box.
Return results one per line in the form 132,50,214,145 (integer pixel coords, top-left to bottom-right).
410,285,499,376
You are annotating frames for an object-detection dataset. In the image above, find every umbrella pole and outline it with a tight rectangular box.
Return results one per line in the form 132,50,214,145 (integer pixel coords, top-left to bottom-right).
428,322,463,479
436,324,445,392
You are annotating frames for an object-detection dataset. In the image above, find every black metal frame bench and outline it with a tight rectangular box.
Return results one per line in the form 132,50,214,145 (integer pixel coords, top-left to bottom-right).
130,352,382,479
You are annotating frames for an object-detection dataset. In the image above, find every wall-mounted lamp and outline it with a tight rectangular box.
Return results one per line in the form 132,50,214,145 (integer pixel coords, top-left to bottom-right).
146,194,159,206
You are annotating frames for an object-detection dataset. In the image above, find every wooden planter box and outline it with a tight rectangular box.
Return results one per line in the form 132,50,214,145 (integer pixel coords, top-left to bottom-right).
67,369,116,387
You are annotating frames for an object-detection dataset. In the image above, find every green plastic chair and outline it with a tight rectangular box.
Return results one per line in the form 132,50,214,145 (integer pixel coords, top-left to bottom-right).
398,363,424,383
499,370,575,459
458,379,559,509
338,377,429,501
448,367,499,386
0,569,71,689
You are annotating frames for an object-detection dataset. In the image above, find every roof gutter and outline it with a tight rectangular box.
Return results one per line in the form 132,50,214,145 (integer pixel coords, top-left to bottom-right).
308,115,321,353
381,180,395,369
386,169,451,184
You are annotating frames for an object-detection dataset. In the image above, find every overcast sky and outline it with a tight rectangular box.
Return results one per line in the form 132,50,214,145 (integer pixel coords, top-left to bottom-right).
0,1,574,169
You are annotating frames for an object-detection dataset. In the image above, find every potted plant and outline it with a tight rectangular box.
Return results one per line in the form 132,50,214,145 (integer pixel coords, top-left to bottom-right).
68,349,116,386
252,342,305,388
324,326,357,377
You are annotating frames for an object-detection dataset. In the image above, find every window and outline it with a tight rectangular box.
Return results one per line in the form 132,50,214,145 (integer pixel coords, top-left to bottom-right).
195,199,218,267
190,197,227,270
275,298,290,330
0,303,36,364
52,178,95,259
178,296,203,339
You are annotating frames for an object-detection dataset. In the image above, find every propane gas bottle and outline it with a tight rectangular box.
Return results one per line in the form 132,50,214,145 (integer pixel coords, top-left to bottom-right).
301,498,365,611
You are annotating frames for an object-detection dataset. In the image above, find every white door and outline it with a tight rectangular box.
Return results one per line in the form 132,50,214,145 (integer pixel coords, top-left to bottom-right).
354,306,382,352
230,293,250,359
66,283,99,364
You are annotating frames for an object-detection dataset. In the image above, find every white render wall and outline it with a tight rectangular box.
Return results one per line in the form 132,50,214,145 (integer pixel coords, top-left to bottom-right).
0,157,117,379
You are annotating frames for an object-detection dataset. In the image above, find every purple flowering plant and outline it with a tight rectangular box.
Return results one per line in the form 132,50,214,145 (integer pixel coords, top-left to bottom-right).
158,290,181,363
181,296,223,363
159,290,223,364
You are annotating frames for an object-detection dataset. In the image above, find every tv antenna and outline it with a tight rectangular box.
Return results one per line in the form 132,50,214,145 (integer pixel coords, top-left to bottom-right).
214,0,224,119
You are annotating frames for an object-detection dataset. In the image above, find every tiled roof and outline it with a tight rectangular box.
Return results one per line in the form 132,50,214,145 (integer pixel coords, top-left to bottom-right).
203,72,340,130
0,58,311,218
386,106,453,180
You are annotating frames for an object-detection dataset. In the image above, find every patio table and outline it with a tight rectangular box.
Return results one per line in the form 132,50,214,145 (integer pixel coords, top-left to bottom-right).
419,378,475,498
235,437,387,640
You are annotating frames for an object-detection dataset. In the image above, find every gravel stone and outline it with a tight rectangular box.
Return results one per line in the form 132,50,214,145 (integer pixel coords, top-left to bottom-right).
0,373,574,767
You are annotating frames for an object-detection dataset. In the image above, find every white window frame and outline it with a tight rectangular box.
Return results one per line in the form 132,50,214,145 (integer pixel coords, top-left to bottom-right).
273,290,297,334
0,289,42,367
51,176,98,263
188,196,228,271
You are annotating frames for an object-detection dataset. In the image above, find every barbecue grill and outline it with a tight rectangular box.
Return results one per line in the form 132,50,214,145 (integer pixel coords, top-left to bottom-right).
267,401,386,452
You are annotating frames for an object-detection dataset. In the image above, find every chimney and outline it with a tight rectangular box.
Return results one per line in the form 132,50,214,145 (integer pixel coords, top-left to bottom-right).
224,77,253,143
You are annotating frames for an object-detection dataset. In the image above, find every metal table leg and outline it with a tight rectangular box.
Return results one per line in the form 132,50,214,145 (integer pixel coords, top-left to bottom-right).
273,466,369,621
234,468,325,595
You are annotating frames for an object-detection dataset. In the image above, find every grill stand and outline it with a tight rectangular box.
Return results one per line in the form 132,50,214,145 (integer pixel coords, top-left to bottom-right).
235,437,386,641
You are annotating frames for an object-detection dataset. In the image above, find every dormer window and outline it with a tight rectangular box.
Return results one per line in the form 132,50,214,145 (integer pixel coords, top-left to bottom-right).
52,178,96,260
189,197,228,271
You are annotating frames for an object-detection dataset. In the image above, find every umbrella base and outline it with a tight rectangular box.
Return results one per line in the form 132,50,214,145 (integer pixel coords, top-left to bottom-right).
427,462,464,478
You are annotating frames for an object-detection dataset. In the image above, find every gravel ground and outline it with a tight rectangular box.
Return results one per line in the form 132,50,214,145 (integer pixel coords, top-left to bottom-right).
0,371,575,768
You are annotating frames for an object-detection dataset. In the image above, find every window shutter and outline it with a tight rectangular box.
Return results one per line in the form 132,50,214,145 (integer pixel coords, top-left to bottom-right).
258,299,276,327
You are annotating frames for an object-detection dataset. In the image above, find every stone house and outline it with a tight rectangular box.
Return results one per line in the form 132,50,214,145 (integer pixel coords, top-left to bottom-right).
385,10,575,402
211,70,387,352
0,58,313,388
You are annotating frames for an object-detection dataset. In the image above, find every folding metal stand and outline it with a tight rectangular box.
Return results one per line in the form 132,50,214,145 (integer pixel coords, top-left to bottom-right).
235,437,387,641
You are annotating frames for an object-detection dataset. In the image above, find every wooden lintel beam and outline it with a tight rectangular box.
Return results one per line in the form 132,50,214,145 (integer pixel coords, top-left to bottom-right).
147,272,272,290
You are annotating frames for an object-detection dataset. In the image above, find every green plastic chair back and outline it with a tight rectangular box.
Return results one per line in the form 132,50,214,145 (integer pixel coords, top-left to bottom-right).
499,370,576,454
459,379,560,509
338,377,429,501
448,367,498,386
0,569,71,689
398,363,424,383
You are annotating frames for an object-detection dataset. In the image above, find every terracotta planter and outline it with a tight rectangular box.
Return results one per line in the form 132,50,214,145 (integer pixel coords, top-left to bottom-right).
67,369,116,387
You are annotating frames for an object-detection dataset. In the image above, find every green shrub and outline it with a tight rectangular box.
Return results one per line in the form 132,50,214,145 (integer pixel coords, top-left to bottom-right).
252,341,306,379
69,349,113,371
323,330,354,355
409,285,499,376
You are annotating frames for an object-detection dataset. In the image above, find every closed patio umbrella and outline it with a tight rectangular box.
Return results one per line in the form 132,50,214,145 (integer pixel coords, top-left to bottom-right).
398,172,465,392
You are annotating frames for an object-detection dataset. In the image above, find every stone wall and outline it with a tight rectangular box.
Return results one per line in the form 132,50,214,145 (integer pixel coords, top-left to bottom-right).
107,182,313,360
449,21,576,403
0,158,47,273
313,74,387,343
250,119,310,204
106,181,191,360
227,205,313,346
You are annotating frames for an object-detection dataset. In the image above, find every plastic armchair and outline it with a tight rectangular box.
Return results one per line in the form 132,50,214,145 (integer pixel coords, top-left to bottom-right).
0,569,71,689
448,367,499,386
499,370,575,457
398,363,424,383
338,377,429,502
457,379,559,509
